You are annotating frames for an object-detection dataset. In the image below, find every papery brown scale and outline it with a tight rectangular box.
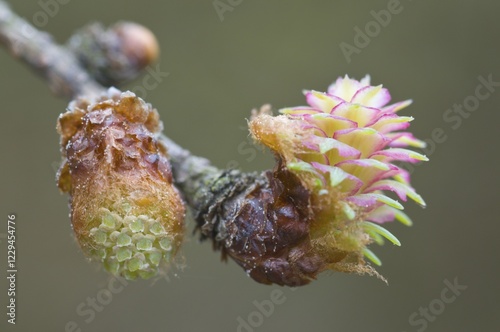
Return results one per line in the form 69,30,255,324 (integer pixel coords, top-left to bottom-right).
216,163,326,286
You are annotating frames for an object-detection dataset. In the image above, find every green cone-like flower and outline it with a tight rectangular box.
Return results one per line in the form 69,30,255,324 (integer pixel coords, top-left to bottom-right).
57,88,185,280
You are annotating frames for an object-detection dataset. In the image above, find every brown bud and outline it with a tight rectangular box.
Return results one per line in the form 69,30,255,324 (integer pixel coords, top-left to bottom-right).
67,22,160,86
114,22,159,70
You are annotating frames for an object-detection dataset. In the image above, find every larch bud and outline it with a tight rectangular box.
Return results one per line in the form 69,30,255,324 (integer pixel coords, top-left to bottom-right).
67,22,159,86
57,88,185,280
193,75,427,286
246,75,427,284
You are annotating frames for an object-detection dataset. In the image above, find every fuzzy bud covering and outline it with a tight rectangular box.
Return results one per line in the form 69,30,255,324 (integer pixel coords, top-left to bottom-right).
57,88,185,280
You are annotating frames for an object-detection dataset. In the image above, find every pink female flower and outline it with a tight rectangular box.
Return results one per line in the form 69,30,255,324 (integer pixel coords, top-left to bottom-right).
249,75,427,277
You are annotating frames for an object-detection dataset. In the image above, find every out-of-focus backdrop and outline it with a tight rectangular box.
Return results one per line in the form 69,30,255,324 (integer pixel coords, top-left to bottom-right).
1,1,498,331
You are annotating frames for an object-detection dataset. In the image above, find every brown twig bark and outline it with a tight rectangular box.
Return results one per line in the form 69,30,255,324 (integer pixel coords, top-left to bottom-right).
0,1,102,98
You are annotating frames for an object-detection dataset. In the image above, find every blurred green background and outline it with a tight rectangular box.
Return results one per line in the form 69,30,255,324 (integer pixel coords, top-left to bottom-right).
1,0,499,331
